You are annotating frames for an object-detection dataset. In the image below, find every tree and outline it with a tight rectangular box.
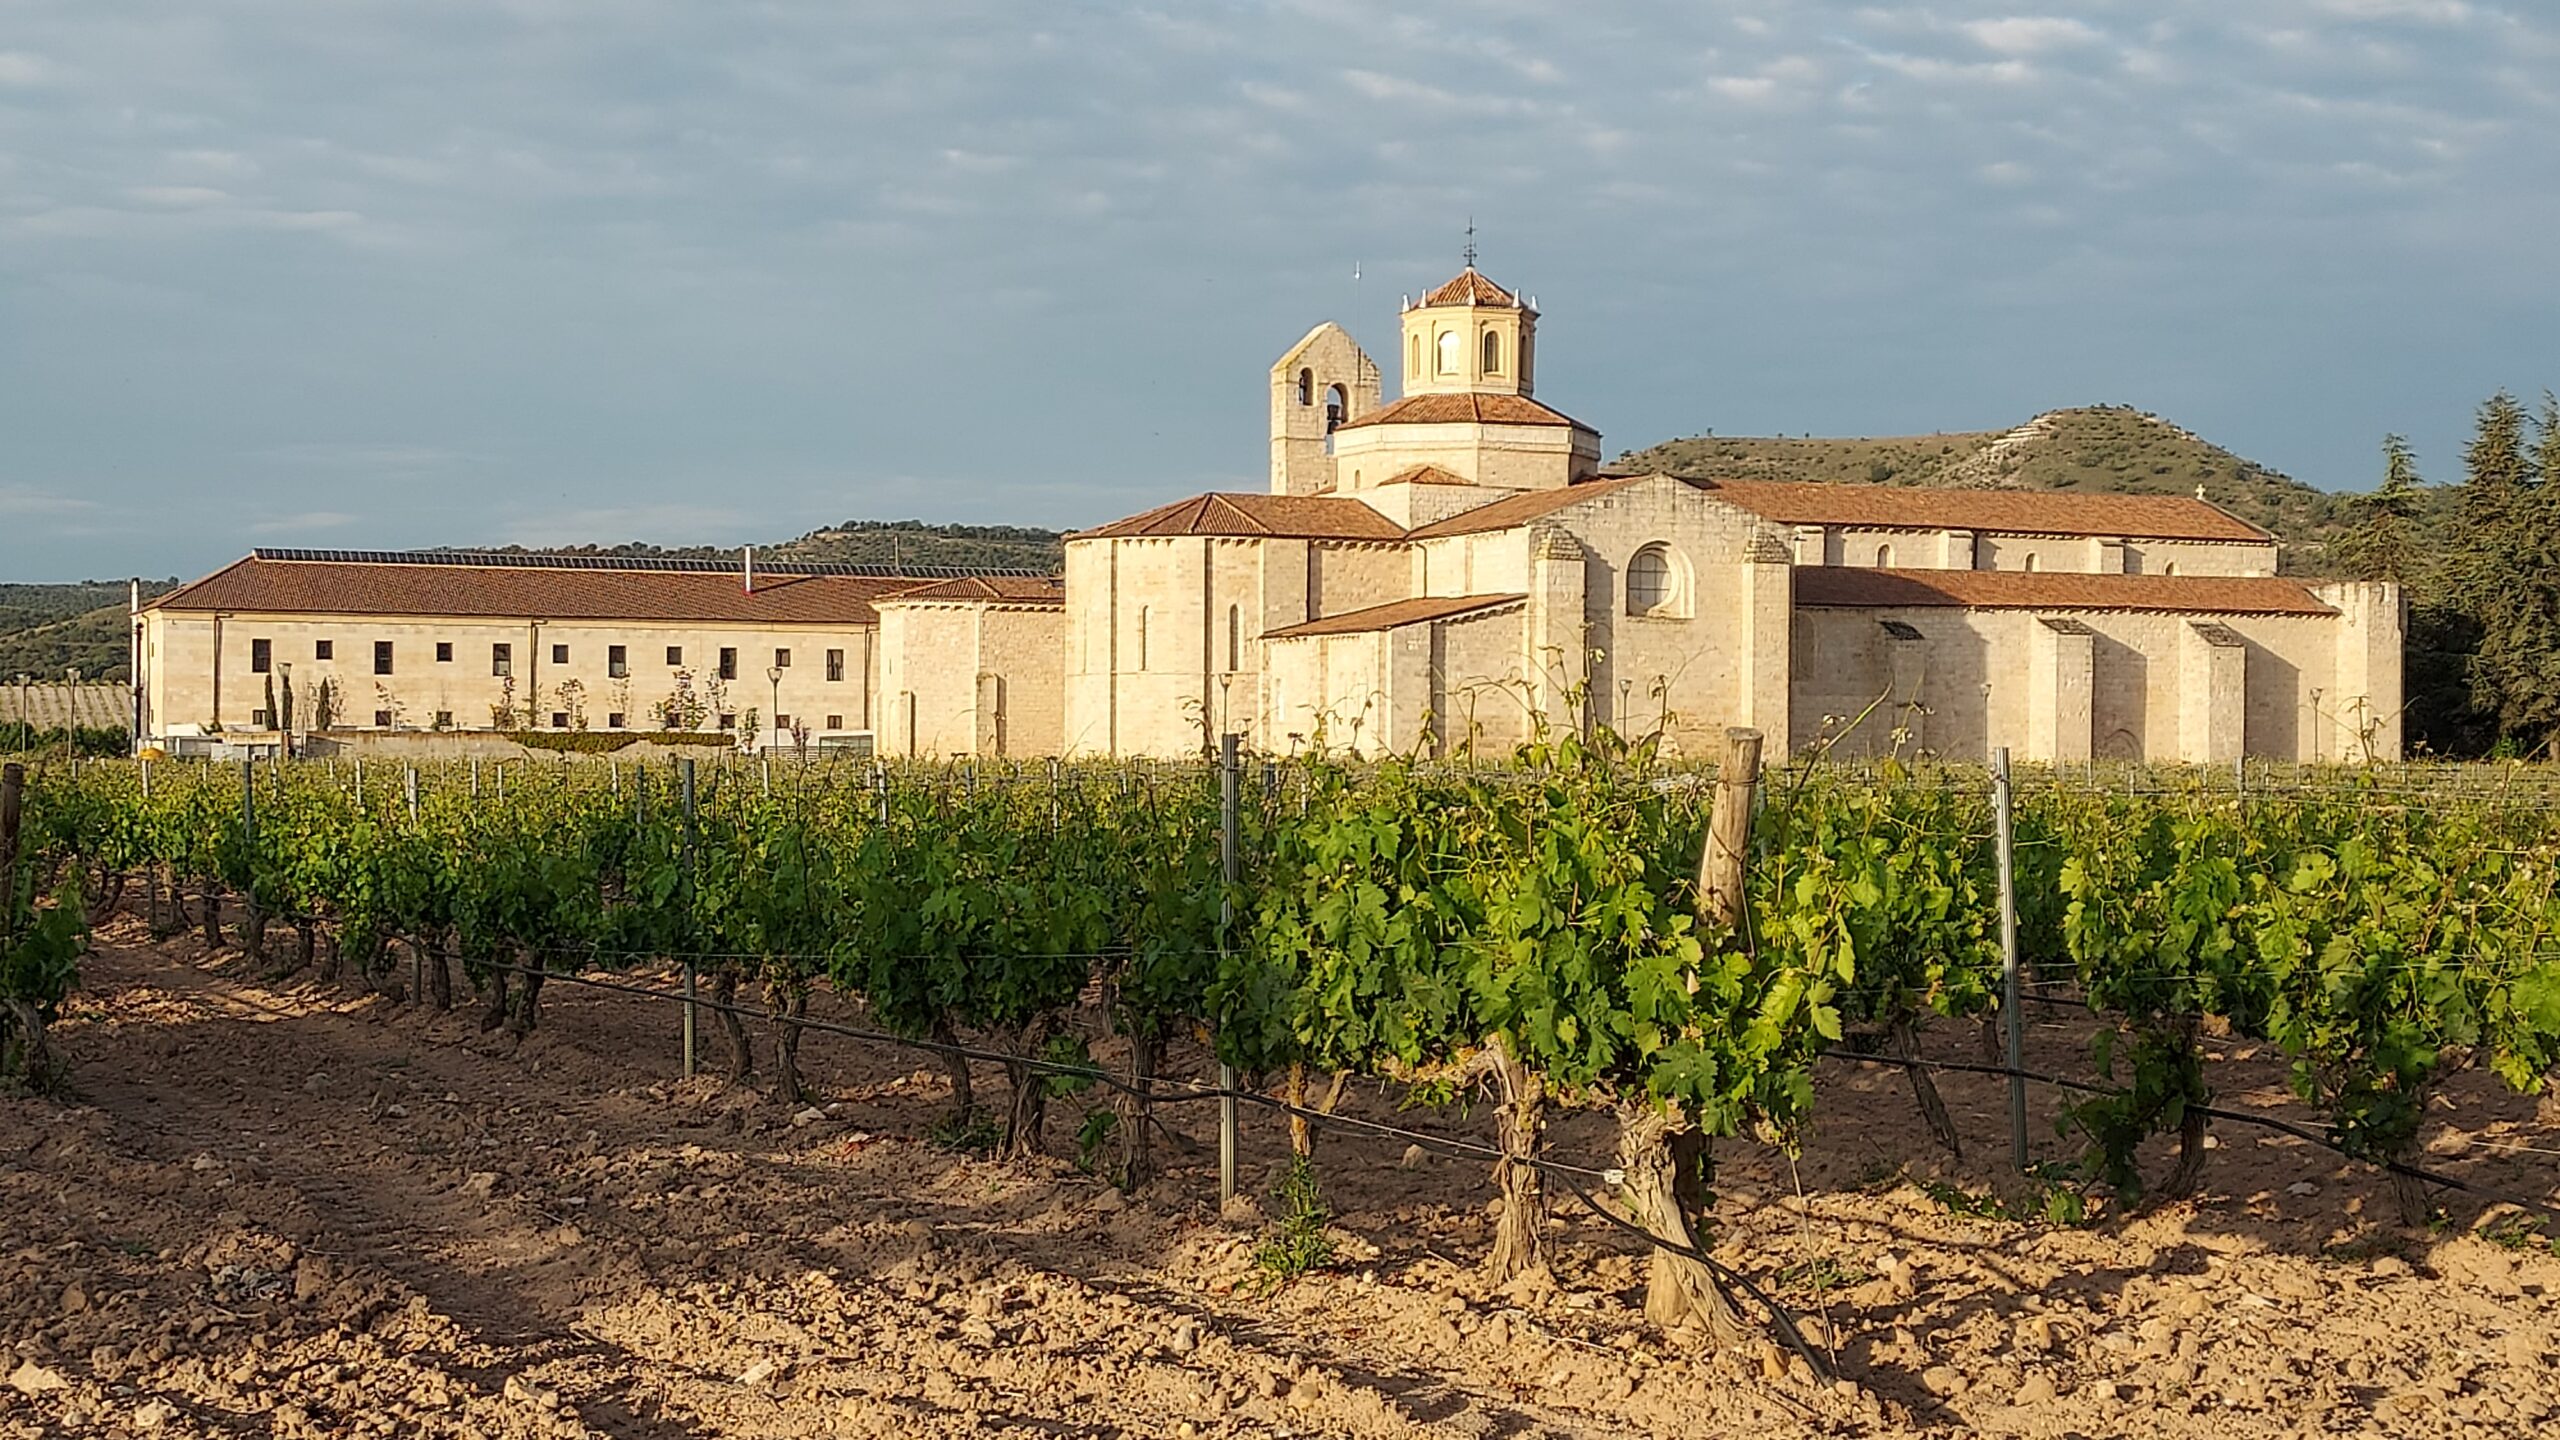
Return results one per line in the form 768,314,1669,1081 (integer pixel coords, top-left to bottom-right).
2453,394,2560,754
2331,435,2424,585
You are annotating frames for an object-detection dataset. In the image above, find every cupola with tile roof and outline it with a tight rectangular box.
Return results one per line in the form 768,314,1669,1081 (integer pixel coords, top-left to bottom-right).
1399,264,1537,399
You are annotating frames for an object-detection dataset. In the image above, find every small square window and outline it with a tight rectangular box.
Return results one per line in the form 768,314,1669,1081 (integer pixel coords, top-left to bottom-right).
550,711,568,729
434,710,453,728
608,644,628,679
826,648,845,682
775,713,791,730
436,641,454,663
373,709,394,727
492,643,512,677
250,638,272,674
373,641,394,676
718,647,737,680
825,714,843,730
251,708,273,727
774,648,791,669
717,711,737,730
666,645,684,666
314,639,333,660
607,712,626,729
551,643,569,665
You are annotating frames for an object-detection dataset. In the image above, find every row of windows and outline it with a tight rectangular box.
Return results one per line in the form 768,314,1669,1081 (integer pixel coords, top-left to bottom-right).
340,709,858,732
1407,328,1506,377
249,639,850,681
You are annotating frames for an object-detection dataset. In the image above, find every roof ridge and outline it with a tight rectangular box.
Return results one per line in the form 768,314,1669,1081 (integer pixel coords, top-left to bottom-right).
244,547,1055,580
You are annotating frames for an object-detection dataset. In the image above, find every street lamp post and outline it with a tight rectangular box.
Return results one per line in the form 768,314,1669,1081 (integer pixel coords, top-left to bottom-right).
766,665,783,753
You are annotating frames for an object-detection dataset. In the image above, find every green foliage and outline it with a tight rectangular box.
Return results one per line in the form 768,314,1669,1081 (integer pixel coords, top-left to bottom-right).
1250,1155,1336,1292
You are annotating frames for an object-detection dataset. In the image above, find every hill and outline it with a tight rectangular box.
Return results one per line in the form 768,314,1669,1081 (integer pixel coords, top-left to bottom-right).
1620,406,2369,570
0,581,178,683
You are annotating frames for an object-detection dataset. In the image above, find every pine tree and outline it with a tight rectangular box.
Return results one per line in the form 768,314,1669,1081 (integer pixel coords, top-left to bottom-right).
2332,434,2424,584
2456,393,2560,754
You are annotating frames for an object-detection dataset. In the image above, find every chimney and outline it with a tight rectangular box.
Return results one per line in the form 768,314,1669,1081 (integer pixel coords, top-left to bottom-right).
744,545,755,595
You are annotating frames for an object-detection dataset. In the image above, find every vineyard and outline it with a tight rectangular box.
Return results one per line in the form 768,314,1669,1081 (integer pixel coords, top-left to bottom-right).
5,742,2560,1436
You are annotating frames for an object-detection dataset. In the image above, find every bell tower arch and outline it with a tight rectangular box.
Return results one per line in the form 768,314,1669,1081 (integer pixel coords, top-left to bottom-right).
1269,322,1382,495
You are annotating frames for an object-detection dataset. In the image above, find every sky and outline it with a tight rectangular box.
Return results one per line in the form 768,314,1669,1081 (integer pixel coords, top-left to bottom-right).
2,1,2555,581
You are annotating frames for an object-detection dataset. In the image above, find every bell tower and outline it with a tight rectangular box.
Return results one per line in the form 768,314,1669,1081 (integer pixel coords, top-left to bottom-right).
1269,322,1381,496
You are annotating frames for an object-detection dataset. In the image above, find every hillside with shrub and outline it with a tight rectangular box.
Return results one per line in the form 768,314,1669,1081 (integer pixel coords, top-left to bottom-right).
1619,405,2402,571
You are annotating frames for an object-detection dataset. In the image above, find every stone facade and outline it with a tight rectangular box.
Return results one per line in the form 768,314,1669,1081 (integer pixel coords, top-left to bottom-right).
137,264,2404,767
1061,264,2403,764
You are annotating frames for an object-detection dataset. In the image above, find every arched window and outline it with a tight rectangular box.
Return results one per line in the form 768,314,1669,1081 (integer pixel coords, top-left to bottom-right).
1136,607,1149,671
1874,544,1894,568
1296,368,1313,406
1325,383,1347,434
1408,333,1421,377
1226,605,1242,672
2022,554,2039,573
1626,544,1679,615
1482,330,1501,374
1436,329,1458,375
2162,560,2179,577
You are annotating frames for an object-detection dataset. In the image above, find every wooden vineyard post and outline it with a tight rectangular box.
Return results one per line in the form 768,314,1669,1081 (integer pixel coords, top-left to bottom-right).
680,757,698,1080
1696,728,1761,928
1218,732,1241,1207
1621,726,1762,1341
0,763,22,931
1994,747,2026,1171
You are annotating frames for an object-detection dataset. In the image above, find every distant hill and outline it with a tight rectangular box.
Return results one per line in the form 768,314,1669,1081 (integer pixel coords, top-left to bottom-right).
425,519,1067,573
1621,405,2378,572
0,581,177,683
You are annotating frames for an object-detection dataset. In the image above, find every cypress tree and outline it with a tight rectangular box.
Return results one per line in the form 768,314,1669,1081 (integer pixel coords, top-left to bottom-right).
2458,393,2560,754
2333,434,2425,584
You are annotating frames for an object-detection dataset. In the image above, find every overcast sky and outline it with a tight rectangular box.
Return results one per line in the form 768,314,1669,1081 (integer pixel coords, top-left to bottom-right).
3,2,2554,581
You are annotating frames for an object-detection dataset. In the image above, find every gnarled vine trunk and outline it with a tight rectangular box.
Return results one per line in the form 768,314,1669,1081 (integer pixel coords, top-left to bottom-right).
1484,1035,1549,1283
1895,1019,1962,1158
769,982,810,1105
427,932,454,1010
1114,1029,1163,1190
1000,1019,1055,1160
199,881,224,950
1284,1064,1351,1160
931,1018,975,1124
710,969,752,1078
1616,1102,1746,1345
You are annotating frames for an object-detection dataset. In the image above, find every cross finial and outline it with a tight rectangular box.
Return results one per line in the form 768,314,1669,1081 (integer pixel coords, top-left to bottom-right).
1461,217,1477,269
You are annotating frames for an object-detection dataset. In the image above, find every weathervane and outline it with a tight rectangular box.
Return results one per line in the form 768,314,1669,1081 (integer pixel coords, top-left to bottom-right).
1462,217,1477,269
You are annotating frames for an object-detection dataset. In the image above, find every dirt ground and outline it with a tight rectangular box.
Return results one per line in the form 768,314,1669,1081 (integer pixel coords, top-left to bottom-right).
4,916,2558,1439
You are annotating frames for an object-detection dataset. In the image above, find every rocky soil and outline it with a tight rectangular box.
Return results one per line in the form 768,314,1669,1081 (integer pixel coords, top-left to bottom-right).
3,917,2557,1438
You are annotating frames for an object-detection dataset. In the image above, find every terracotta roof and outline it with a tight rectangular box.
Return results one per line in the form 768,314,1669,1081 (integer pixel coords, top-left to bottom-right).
1404,476,1653,540
145,552,972,626
877,575,1066,606
1334,392,1589,433
1378,464,1475,487
1698,479,2271,543
1072,493,1405,542
1264,594,1526,640
1421,267,1520,308
1792,568,2336,616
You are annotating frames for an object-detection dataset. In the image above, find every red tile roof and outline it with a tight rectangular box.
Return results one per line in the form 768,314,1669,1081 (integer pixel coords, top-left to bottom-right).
877,576,1066,606
146,553,1004,627
1403,476,1654,539
1071,493,1405,542
1379,464,1475,487
1334,392,1589,432
1264,594,1526,639
1698,479,2271,543
1421,268,1520,307
1793,568,2336,616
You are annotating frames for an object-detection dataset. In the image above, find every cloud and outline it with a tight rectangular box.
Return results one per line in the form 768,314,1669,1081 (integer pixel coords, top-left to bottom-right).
246,511,358,536
0,0,2555,580
0,486,98,516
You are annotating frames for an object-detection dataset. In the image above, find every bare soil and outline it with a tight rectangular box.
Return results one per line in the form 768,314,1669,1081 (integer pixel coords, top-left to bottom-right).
4,917,2557,1438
